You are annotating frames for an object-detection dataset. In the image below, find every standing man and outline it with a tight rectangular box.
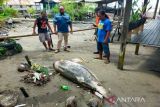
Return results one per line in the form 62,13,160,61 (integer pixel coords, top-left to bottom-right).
33,11,54,51
93,9,100,54
7,17,13,29
95,10,112,64
53,6,73,53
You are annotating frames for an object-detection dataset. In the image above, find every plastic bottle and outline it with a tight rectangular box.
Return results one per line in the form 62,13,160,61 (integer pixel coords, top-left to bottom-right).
61,85,70,90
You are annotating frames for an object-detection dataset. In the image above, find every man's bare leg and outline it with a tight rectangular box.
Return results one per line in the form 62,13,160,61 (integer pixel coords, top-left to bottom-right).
94,51,102,60
43,42,48,50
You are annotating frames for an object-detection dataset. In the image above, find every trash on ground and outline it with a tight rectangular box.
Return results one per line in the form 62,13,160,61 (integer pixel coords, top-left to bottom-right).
14,104,26,107
19,56,52,86
65,96,77,107
61,85,70,91
87,98,101,107
20,69,51,86
17,63,30,72
19,87,29,98
71,58,83,63
0,90,19,107
31,63,49,75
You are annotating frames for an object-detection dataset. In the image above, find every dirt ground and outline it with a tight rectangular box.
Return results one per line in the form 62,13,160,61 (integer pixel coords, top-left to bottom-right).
0,21,160,107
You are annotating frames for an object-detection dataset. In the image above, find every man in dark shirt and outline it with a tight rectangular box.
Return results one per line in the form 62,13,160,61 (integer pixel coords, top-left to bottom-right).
33,11,54,51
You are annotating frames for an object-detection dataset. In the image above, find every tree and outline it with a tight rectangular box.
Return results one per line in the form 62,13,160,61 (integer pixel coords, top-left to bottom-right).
0,0,8,6
52,0,95,20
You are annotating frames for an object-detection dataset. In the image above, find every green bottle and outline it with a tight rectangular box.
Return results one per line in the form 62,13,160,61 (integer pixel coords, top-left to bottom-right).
61,85,70,91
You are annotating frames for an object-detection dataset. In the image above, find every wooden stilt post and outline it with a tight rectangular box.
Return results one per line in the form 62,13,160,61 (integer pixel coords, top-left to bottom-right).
118,0,132,70
134,24,144,55
143,0,148,14
135,43,140,55
153,0,159,19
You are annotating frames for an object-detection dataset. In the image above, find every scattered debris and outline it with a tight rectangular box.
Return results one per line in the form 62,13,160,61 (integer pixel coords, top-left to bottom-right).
25,55,32,66
19,87,29,98
20,70,51,86
17,63,30,72
55,103,58,106
61,85,70,91
65,96,77,107
71,58,83,63
87,98,101,107
0,90,19,107
19,55,52,86
31,63,49,75
15,104,26,107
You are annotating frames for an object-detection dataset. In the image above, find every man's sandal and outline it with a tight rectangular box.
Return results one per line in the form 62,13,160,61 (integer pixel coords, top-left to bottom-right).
55,49,60,53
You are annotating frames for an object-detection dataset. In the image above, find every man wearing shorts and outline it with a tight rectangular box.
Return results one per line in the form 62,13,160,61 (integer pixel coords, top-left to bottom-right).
95,10,112,64
33,11,54,51
53,6,73,53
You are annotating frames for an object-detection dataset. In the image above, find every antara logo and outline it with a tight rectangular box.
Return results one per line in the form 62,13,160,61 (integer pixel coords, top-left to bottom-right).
106,96,146,105
117,97,146,103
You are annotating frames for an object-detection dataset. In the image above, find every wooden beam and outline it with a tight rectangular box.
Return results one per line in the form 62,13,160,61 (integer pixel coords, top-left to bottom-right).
153,0,159,19
0,27,96,40
118,0,132,70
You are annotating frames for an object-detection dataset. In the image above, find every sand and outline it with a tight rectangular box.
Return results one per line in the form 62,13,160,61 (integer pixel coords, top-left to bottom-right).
0,21,160,107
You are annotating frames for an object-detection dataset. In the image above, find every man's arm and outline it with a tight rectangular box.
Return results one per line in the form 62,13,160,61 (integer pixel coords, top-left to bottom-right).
53,24,57,34
68,16,73,33
53,16,58,34
33,20,37,34
69,23,73,33
47,22,53,33
104,31,110,44
92,23,98,27
104,21,112,44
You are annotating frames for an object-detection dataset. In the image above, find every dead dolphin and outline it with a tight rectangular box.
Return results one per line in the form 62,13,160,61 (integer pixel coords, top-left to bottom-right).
53,60,107,98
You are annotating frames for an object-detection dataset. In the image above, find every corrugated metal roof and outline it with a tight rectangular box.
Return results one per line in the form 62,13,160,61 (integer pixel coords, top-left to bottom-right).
7,0,61,5
7,0,40,5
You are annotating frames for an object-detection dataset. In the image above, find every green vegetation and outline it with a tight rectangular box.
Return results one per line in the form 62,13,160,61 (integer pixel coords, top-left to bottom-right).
0,6,18,26
0,0,8,6
27,7,36,16
0,7,18,22
0,39,23,58
14,43,23,53
130,0,152,22
2,7,18,17
0,47,7,55
0,0,18,23
52,0,95,20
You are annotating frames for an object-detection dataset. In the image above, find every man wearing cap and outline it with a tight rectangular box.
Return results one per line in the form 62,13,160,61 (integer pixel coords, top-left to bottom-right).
53,6,73,53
